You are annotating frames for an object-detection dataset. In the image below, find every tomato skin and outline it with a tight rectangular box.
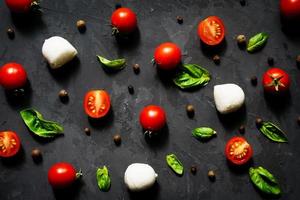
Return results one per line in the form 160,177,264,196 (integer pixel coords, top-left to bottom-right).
83,90,111,119
262,68,290,94
111,8,137,34
197,16,225,46
225,136,253,165
139,105,166,131
48,162,78,188
5,0,33,13
0,131,21,158
154,42,182,70
280,0,300,20
0,63,28,90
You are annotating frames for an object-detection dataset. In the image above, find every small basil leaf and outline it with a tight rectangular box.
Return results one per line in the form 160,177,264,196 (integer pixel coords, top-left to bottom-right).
96,166,111,192
247,32,268,53
20,108,63,138
249,166,281,196
173,64,211,89
97,55,126,70
166,154,184,175
258,121,288,143
192,127,216,140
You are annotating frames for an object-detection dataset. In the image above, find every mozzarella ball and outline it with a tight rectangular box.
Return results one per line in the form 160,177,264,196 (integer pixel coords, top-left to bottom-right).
213,83,245,114
42,36,78,69
124,163,158,192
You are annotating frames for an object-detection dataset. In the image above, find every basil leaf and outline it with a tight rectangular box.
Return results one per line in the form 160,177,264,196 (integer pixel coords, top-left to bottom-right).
97,55,126,70
258,121,288,143
173,64,211,89
20,108,63,138
166,154,184,175
96,166,111,192
192,127,216,140
247,32,268,53
249,166,281,196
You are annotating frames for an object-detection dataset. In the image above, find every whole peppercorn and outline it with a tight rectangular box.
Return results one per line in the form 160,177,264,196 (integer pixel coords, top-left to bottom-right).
212,55,221,65
133,63,140,74
76,20,86,32
296,55,300,67
208,170,216,181
236,35,246,46
128,85,134,94
239,125,245,134
84,127,91,136
59,89,69,102
267,57,274,66
190,165,197,174
186,104,195,118
115,3,122,9
250,76,257,86
31,148,42,163
297,116,300,125
113,134,121,146
255,117,263,127
176,16,183,24
7,28,15,39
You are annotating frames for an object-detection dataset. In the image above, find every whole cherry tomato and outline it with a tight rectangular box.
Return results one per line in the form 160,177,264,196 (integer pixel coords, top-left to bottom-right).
154,42,182,70
0,63,27,90
111,8,137,34
225,136,253,165
5,0,36,13
262,68,290,94
139,105,166,132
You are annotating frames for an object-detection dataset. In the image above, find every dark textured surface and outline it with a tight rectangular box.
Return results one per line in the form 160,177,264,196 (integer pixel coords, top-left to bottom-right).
1,0,300,199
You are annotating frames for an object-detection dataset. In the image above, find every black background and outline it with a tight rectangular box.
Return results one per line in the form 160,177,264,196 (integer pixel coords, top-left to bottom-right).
1,0,300,199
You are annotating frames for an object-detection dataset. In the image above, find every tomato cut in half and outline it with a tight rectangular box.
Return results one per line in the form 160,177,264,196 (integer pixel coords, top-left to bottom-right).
225,136,253,165
0,131,21,158
84,90,111,119
197,16,225,46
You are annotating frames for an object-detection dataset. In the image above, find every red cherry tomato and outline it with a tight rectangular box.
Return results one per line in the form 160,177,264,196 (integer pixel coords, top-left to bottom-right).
0,131,21,158
280,0,300,19
154,42,182,70
262,68,290,93
48,162,80,188
139,105,166,131
84,90,111,119
111,8,137,34
5,0,34,13
197,16,225,46
0,63,27,90
225,136,253,165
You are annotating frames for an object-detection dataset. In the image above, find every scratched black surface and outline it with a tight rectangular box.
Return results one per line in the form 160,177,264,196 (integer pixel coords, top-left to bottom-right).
1,0,300,199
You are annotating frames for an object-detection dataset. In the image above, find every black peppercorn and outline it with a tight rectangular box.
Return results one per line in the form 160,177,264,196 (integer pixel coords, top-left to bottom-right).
250,76,257,86
190,165,197,174
7,28,15,39
267,57,274,66
240,0,246,6
128,85,134,94
59,89,69,102
31,148,42,163
133,63,140,74
113,134,121,145
208,170,216,181
115,3,122,9
255,117,263,127
176,16,183,24
84,127,91,135
186,104,195,118
213,55,221,65
296,55,300,67
297,116,300,125
239,125,245,134
236,35,246,46
76,20,86,32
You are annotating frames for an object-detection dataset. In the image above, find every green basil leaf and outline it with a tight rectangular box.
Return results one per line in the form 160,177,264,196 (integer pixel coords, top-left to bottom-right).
258,121,288,143
97,55,126,70
20,108,64,138
247,32,269,53
96,166,111,192
192,127,216,140
173,64,211,89
249,166,281,196
166,153,184,175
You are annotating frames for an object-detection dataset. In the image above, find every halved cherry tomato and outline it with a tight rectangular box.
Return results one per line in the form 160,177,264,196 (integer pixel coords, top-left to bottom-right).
154,42,182,70
262,68,290,94
48,162,81,188
225,136,253,165
198,16,225,46
5,0,35,13
84,90,111,119
0,131,21,158
111,7,137,34
139,105,166,131
0,63,27,90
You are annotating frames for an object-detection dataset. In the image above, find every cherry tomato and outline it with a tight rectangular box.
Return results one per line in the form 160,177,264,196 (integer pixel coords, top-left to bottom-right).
225,136,253,165
111,8,137,34
262,68,290,93
197,16,225,46
154,42,182,70
5,0,34,13
139,105,166,131
48,162,80,188
0,131,21,158
280,0,300,19
84,90,111,119
0,63,27,90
